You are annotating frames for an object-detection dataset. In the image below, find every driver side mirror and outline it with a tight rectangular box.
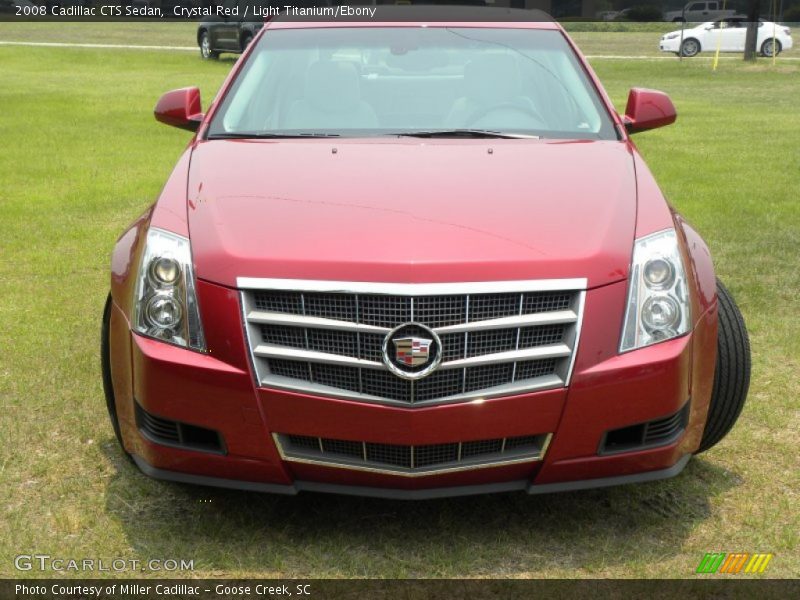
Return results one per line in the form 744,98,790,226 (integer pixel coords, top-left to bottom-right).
154,87,204,132
623,88,677,134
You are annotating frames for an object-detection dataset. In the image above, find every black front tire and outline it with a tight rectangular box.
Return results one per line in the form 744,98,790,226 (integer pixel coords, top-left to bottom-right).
102,294,131,460
680,38,701,57
199,30,219,60
696,280,751,453
760,39,781,57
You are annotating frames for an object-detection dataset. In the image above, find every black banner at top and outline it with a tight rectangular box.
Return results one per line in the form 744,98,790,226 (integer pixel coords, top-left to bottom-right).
2,0,792,23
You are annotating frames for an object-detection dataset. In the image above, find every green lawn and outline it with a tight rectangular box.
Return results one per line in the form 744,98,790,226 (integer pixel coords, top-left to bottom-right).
0,21,795,57
0,32,798,579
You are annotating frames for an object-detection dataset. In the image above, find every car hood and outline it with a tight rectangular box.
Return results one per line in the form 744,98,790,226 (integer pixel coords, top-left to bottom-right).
187,138,636,289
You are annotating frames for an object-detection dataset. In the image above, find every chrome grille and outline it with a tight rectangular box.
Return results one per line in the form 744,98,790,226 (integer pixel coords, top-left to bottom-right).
276,432,552,476
240,279,586,407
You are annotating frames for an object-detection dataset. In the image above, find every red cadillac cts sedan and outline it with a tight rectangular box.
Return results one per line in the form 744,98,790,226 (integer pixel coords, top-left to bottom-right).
102,11,751,499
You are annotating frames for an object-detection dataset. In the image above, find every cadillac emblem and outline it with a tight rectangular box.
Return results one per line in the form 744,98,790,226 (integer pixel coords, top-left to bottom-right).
382,323,442,380
393,337,433,367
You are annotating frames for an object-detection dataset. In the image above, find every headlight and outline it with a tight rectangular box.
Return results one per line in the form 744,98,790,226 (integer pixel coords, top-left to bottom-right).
133,227,206,351
620,229,691,352
665,33,680,40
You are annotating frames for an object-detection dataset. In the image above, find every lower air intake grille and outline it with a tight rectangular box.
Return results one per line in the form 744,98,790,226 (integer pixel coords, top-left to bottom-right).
600,401,690,455
135,403,225,454
276,432,552,476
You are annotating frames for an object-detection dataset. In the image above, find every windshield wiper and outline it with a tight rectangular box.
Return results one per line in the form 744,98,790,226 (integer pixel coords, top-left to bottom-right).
207,132,341,140
388,129,539,139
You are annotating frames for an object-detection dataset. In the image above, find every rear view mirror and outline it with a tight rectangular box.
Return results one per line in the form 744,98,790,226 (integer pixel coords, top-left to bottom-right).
154,87,204,132
623,88,677,134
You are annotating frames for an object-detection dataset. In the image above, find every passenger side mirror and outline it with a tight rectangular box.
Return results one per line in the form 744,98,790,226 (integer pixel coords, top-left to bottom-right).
623,88,677,134
154,87,204,132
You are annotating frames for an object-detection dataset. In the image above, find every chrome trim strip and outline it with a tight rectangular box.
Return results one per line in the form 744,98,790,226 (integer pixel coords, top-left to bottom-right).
247,310,391,334
434,309,577,334
259,373,564,407
255,343,570,372
272,433,552,478
239,291,261,385
440,344,571,369
238,277,588,295
564,291,587,385
253,344,384,369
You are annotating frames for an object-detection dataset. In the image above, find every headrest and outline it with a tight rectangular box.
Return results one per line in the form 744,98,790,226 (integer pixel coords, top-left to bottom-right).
463,54,521,105
305,60,361,112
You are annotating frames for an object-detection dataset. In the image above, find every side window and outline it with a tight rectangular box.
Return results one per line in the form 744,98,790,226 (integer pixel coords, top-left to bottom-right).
708,2,718,10
688,3,704,12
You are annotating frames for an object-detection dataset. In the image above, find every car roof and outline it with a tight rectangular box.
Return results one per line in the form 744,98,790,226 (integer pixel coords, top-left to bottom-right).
265,7,560,31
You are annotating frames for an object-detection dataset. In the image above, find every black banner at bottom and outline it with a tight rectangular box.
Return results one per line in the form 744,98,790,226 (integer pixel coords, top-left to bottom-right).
3,579,800,600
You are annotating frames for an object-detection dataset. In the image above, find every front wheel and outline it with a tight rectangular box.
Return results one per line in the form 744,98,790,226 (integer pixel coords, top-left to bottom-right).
696,280,751,453
761,39,782,57
199,31,219,60
680,38,701,57
240,33,253,52
101,294,131,460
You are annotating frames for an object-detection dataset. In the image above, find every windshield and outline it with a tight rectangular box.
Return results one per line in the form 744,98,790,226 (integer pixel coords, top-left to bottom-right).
207,27,617,140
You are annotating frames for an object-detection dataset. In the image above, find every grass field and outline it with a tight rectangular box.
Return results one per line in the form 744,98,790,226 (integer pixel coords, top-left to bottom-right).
1,21,796,58
0,26,799,579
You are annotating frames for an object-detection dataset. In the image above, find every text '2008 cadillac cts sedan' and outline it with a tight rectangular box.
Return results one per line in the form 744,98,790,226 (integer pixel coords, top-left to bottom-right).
102,11,751,499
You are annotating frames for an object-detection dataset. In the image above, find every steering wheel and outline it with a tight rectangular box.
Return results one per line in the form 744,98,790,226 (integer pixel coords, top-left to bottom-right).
465,102,545,129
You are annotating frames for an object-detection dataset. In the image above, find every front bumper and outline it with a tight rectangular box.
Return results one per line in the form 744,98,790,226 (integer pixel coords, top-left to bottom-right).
660,38,681,53
108,279,717,497
131,453,692,500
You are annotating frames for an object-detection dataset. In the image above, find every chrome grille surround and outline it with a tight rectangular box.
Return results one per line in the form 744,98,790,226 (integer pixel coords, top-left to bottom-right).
273,432,552,476
240,278,587,407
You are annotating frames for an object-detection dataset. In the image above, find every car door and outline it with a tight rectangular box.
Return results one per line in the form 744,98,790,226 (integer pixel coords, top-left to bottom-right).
720,18,747,51
682,2,704,21
701,19,723,48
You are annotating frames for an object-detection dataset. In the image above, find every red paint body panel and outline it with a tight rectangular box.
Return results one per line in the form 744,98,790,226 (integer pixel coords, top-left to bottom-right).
623,88,678,133
260,389,565,446
105,18,723,497
154,87,204,132
187,139,636,287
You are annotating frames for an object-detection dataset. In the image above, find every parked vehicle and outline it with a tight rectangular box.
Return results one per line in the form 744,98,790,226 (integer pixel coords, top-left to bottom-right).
660,18,793,57
104,9,751,499
197,0,332,60
197,0,269,59
664,1,736,22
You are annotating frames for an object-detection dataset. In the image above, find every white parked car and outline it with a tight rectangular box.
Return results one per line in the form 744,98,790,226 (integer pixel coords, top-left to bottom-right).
660,18,793,57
